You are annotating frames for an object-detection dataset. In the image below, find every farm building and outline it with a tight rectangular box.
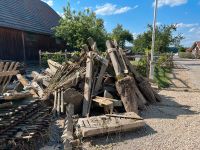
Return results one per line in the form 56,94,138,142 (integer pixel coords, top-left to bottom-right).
0,0,65,61
187,41,200,56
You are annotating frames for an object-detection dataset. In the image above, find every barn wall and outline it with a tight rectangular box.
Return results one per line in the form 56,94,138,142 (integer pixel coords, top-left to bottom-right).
0,27,24,60
0,27,66,61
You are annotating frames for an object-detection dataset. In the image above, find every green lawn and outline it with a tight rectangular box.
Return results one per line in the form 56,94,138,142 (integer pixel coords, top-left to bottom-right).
154,67,171,88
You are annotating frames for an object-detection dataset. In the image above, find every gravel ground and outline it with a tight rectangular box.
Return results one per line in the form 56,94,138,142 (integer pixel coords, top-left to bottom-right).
84,58,200,150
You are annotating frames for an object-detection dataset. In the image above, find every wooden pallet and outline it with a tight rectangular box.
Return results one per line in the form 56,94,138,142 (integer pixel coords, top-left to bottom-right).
77,112,145,137
0,61,19,93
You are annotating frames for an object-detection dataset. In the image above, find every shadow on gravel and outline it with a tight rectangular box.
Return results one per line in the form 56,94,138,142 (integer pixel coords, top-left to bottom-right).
169,72,190,88
83,124,157,148
141,94,198,120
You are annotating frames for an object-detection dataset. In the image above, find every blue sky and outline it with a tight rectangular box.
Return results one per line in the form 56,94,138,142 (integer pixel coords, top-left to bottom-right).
42,0,200,47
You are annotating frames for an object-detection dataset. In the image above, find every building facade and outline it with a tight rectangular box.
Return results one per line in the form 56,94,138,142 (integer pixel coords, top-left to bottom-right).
0,0,65,61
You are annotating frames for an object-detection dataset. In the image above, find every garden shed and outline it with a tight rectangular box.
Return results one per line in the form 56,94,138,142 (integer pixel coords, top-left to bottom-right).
0,0,65,61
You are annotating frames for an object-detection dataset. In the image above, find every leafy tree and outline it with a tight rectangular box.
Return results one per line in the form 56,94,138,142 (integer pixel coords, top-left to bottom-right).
133,24,184,53
178,46,186,52
110,24,133,48
54,2,107,51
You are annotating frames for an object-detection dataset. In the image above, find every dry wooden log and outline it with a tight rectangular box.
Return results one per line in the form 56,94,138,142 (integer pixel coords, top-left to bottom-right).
119,48,159,103
62,103,74,150
116,76,139,114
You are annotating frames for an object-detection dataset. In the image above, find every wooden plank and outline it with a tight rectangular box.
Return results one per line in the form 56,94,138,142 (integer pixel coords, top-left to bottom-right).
31,81,44,98
61,88,64,113
94,64,107,94
95,96,122,107
2,62,15,86
105,112,143,120
93,97,113,106
78,113,145,138
0,70,19,77
0,102,13,109
2,62,19,93
47,59,63,74
57,89,61,116
16,74,38,97
3,91,32,100
0,62,9,84
82,52,94,117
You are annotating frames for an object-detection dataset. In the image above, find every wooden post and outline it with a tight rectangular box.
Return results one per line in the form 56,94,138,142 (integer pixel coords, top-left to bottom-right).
61,88,64,113
106,40,122,77
65,49,67,61
62,103,74,150
82,51,93,117
22,32,26,62
116,76,138,114
39,50,42,66
53,91,57,112
57,89,61,116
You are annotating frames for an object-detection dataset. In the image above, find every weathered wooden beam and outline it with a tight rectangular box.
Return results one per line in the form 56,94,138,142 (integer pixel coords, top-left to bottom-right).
77,113,145,138
82,52,94,117
16,74,38,97
62,103,74,150
0,102,13,109
116,76,139,114
106,40,122,77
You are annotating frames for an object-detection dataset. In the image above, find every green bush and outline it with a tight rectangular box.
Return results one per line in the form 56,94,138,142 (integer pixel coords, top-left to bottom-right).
178,47,186,52
179,52,195,59
41,51,82,66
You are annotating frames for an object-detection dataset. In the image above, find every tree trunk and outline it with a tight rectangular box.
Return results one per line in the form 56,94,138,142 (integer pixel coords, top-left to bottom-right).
116,76,138,114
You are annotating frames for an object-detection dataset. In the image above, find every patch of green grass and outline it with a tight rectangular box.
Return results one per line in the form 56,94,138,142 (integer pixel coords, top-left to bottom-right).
154,66,171,88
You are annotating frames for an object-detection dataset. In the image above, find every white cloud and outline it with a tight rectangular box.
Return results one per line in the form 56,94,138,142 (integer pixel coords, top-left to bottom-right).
95,3,132,16
179,25,200,46
133,5,139,9
42,0,53,7
154,0,187,8
176,23,199,28
156,22,162,26
132,33,138,39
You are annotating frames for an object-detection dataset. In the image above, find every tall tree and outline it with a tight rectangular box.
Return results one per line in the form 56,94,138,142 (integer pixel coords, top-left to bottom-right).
54,3,107,51
133,24,184,53
111,24,133,48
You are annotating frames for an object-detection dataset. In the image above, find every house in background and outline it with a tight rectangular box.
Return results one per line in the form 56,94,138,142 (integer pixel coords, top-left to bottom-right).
187,41,200,56
0,0,66,61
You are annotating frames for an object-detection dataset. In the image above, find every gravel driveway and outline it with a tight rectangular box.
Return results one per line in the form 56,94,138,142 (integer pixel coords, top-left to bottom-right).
84,57,200,150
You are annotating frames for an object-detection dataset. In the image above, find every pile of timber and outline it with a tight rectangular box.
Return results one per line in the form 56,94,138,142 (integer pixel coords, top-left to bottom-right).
45,38,161,117
0,100,52,149
40,38,162,148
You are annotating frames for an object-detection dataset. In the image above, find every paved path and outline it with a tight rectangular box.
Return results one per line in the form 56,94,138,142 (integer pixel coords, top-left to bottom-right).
173,56,200,89
86,57,200,150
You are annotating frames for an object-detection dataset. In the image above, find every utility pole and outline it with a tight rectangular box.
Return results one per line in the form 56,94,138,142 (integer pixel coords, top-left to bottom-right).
149,0,158,80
